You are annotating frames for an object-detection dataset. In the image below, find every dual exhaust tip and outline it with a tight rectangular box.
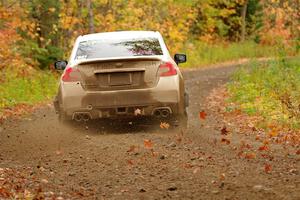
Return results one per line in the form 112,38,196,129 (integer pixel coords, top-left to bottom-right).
73,107,171,121
153,108,171,118
73,113,91,122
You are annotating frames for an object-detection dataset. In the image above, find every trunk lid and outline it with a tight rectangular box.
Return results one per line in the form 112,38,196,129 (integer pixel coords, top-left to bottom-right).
76,58,162,91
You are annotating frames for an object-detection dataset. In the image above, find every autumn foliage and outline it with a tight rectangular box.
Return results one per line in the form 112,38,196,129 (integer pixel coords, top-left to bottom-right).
1,0,299,72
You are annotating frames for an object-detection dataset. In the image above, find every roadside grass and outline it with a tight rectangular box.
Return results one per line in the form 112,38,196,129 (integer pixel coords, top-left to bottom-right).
227,57,300,130
181,40,290,68
0,69,58,114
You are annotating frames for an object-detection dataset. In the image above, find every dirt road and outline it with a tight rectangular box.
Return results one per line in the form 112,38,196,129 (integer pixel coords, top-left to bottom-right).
0,66,299,200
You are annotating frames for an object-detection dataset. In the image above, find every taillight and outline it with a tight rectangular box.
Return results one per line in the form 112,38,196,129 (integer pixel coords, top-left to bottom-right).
62,67,81,82
159,62,177,77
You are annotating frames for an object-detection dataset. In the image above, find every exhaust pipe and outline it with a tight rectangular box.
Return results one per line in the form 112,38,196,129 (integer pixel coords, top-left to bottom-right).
74,113,83,122
152,107,172,118
161,109,170,118
153,109,161,117
73,112,92,122
82,114,91,122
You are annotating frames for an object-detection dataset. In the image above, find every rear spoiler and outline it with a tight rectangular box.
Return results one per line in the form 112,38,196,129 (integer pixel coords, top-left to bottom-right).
75,56,163,65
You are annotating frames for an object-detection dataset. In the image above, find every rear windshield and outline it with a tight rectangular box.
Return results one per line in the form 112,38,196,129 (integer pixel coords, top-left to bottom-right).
75,37,163,60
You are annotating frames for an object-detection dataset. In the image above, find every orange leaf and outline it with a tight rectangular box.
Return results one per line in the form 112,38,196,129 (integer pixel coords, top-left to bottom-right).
237,151,244,158
127,145,136,152
245,152,256,159
268,130,278,137
221,138,231,145
199,111,207,120
160,122,170,129
221,126,229,135
150,149,158,157
296,149,300,155
264,163,272,173
220,173,226,181
258,145,269,151
176,134,182,143
183,163,193,168
263,139,270,145
144,139,153,149
255,135,260,141
0,188,11,198
127,159,134,165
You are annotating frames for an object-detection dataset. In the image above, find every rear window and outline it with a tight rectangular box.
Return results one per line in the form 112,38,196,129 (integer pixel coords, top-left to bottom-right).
75,37,163,60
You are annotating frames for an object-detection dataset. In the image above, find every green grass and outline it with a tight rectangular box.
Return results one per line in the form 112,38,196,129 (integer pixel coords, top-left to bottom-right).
0,70,58,112
181,41,283,68
227,57,300,129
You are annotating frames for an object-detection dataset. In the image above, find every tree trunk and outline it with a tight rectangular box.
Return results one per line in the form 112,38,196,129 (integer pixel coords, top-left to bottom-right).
87,0,94,33
241,0,248,42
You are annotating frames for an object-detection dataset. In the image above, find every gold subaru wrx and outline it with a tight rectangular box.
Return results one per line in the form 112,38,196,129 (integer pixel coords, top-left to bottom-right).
54,31,188,129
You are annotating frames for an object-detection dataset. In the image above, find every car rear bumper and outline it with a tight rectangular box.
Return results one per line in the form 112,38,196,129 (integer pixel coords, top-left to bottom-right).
58,76,184,120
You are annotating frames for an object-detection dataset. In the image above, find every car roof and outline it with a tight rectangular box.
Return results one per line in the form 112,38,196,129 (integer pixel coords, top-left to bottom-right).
78,31,161,41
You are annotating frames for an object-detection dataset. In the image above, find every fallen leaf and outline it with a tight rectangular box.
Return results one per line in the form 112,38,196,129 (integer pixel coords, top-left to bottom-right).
268,130,278,137
199,111,207,120
264,163,272,173
296,149,300,155
127,145,136,152
134,108,141,116
193,167,200,174
258,145,269,151
245,152,256,159
144,139,153,149
127,160,134,165
263,139,270,145
41,179,49,184
220,173,225,181
237,151,244,158
0,188,11,198
150,149,158,157
183,163,193,168
176,134,182,143
160,122,170,129
221,126,229,135
260,154,274,161
221,138,230,145
255,135,260,141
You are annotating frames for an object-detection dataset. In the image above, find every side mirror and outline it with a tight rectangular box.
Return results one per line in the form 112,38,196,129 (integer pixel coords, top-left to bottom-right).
54,60,68,70
174,54,187,65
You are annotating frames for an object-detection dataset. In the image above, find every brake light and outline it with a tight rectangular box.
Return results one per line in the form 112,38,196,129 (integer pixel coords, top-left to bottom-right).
62,67,81,82
159,62,177,77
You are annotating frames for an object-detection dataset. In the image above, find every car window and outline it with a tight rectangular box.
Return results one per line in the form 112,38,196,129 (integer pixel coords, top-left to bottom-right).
75,37,163,60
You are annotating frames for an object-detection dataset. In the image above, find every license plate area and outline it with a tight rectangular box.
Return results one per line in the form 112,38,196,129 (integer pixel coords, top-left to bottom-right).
108,73,132,86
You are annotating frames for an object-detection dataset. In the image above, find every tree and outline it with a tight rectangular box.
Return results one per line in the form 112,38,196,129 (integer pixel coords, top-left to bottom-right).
87,0,94,33
241,0,249,42
19,0,62,69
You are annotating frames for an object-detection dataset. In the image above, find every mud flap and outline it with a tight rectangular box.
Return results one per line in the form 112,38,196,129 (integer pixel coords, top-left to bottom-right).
53,96,60,114
184,92,189,107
